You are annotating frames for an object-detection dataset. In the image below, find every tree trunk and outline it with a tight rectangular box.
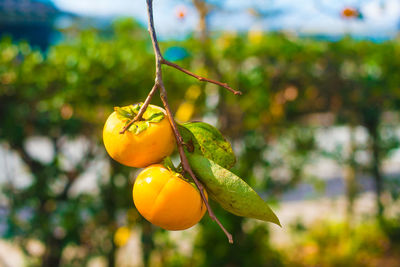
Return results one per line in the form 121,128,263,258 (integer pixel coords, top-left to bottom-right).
42,237,63,267
107,240,116,267
192,0,233,133
370,125,384,220
345,126,358,223
192,0,209,43
141,222,154,267
106,162,119,267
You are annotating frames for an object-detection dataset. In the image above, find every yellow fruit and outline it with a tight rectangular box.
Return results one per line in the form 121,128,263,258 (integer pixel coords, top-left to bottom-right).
103,104,175,168
133,164,207,230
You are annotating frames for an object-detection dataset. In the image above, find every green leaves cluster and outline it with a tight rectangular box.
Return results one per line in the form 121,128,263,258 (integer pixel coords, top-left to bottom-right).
181,122,280,226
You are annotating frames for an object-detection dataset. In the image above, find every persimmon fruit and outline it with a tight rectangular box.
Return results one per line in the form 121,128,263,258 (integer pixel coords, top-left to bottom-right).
133,164,207,230
103,104,175,168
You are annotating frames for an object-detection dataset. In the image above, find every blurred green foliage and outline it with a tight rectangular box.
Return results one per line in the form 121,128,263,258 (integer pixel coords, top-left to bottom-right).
284,220,400,267
1,18,400,266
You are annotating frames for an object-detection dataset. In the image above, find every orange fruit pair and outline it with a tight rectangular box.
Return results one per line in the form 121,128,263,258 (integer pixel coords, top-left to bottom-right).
103,104,207,230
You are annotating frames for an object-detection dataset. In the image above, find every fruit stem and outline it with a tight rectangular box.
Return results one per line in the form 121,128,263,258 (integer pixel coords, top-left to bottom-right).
145,0,234,244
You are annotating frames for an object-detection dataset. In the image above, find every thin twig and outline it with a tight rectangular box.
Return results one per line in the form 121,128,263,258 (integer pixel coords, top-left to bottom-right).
162,59,242,95
120,84,159,134
145,0,233,243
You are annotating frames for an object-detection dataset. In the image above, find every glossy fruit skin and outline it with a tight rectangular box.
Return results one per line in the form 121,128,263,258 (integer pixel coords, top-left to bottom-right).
103,105,175,168
133,164,207,230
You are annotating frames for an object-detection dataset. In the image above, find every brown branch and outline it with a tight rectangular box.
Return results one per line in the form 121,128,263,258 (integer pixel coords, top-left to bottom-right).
120,0,240,135
145,0,233,243
161,59,242,95
13,145,44,173
159,83,233,243
120,84,159,134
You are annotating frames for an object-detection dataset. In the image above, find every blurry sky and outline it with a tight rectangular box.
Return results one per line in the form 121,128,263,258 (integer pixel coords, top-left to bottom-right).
51,0,400,39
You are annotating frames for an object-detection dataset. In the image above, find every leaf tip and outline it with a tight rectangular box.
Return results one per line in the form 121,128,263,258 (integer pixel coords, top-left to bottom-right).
272,215,282,228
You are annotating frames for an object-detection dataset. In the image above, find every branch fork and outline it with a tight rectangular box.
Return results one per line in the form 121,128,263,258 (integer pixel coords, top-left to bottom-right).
123,0,240,243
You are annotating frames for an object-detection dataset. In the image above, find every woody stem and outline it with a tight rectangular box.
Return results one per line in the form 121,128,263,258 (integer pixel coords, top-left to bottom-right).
145,0,233,243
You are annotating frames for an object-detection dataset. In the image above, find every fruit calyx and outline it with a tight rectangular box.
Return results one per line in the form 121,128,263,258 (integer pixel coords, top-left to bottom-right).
115,103,165,134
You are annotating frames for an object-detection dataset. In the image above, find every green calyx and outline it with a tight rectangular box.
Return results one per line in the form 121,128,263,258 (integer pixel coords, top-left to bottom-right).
162,157,200,192
115,103,165,135
162,156,177,173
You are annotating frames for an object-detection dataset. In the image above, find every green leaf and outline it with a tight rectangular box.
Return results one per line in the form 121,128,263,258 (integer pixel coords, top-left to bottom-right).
178,124,202,154
187,153,281,226
182,122,236,169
